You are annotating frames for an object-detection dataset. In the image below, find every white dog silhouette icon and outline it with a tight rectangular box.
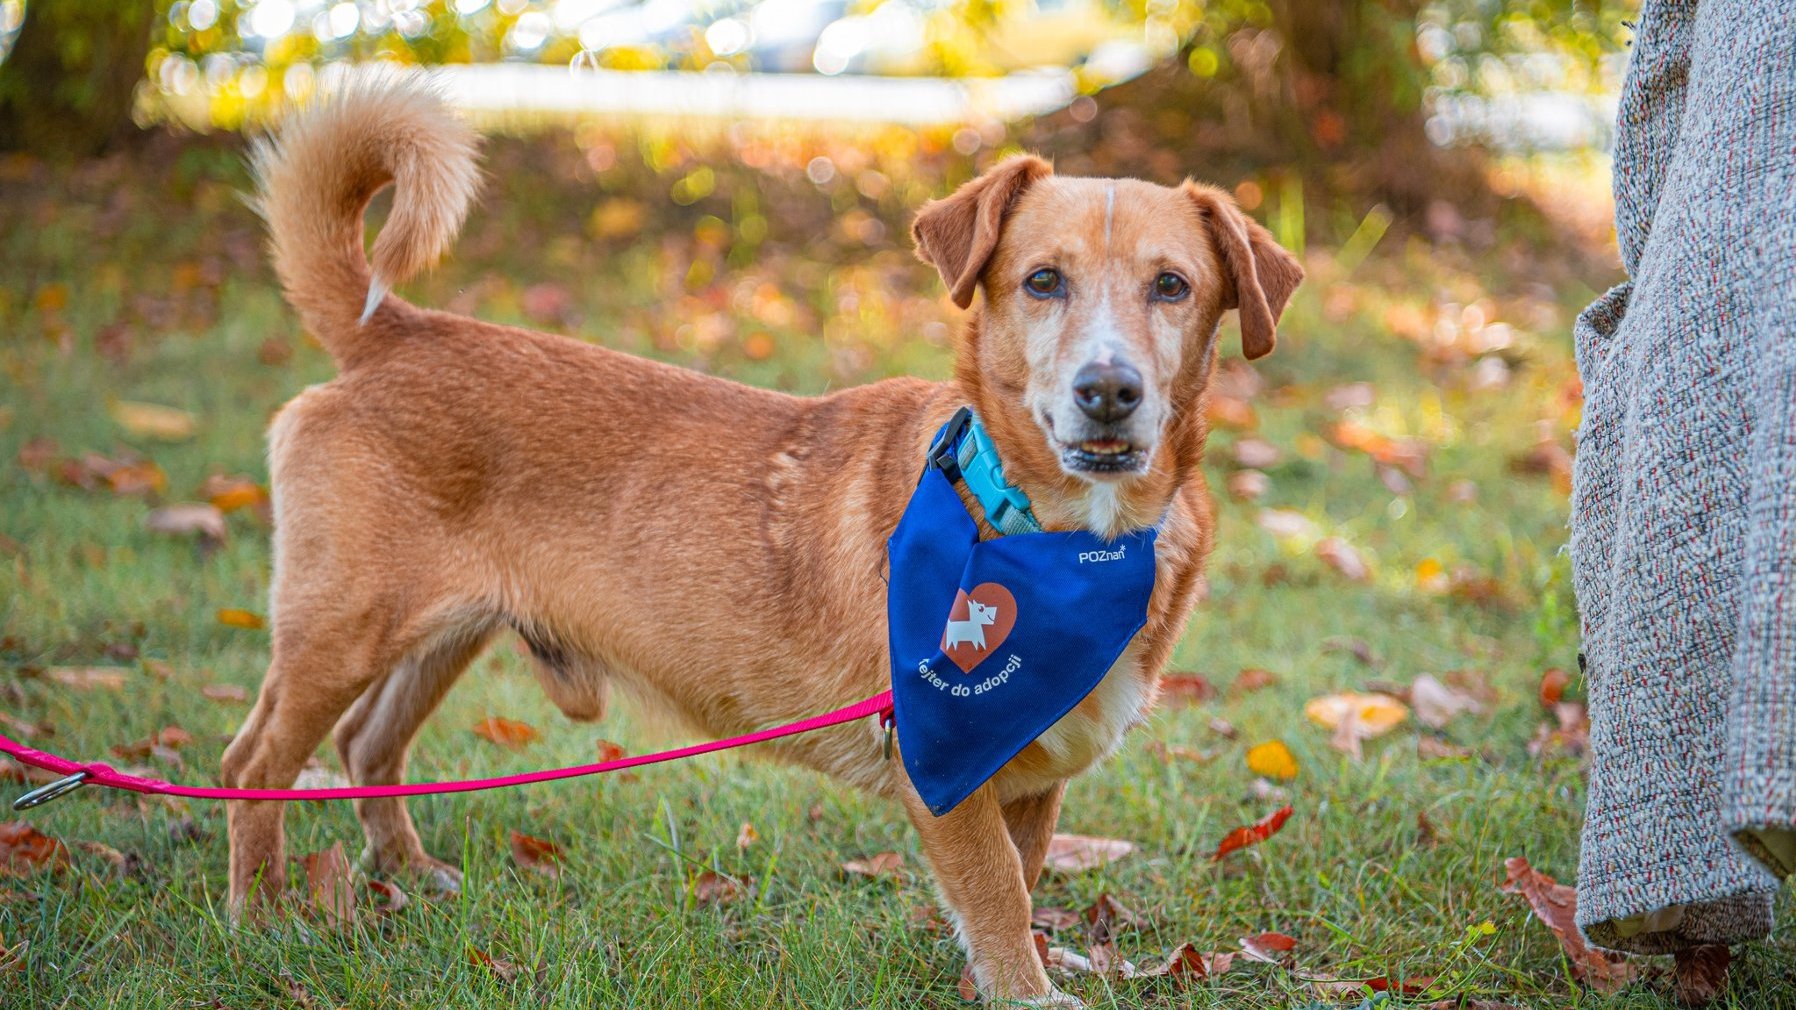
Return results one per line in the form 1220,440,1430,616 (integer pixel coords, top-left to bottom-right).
943,599,1000,653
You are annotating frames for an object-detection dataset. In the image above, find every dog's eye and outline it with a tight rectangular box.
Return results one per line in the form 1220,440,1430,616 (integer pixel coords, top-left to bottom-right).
1024,268,1063,298
1153,272,1190,301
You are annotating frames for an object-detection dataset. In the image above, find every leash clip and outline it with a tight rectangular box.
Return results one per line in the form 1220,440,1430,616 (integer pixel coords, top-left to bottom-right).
13,771,88,811
880,711,895,762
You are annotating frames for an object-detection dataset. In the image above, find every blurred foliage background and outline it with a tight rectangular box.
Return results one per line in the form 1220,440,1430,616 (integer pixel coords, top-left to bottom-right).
0,0,1631,224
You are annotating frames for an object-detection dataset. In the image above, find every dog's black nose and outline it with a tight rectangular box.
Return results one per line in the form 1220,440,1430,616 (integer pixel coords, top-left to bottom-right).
1071,360,1143,422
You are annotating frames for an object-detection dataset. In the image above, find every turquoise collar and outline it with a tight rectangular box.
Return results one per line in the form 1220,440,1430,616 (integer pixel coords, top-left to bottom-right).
925,407,1043,536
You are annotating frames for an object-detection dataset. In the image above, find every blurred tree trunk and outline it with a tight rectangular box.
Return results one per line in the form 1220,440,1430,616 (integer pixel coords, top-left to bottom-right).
0,1,157,158
1261,0,1477,212
1028,0,1492,221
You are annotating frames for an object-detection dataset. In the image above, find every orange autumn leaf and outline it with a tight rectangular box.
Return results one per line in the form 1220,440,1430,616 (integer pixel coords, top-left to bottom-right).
1157,671,1216,707
1239,930,1298,962
216,609,265,629
1499,857,1637,993
1539,668,1571,707
693,870,747,906
472,718,539,748
297,842,355,927
509,830,563,878
1245,740,1299,780
1211,805,1294,862
1231,667,1279,695
201,475,269,513
0,821,70,876
594,739,626,762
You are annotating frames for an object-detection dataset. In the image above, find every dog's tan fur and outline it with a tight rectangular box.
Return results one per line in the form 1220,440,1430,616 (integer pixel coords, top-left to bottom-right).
225,77,1299,1005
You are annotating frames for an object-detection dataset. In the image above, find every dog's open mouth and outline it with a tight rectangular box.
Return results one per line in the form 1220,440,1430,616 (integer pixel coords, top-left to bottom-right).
1060,437,1148,474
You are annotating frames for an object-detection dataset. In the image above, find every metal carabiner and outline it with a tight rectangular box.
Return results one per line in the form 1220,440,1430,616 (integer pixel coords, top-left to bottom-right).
12,771,88,811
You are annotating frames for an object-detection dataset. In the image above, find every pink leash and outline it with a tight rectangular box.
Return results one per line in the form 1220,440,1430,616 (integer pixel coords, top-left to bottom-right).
3,690,894,810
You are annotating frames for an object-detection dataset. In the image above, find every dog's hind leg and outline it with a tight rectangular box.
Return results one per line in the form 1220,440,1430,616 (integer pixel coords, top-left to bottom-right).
1001,782,1066,893
333,615,495,893
220,598,409,917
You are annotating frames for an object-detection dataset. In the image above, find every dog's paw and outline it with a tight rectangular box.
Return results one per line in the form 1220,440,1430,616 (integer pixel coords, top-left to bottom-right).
417,859,463,897
1001,987,1085,1009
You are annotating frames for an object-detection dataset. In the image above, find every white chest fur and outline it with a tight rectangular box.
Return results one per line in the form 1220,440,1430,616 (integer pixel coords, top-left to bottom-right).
1031,642,1152,775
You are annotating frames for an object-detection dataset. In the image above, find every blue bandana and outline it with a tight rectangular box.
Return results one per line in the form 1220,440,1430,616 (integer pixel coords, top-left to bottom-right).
888,413,1158,815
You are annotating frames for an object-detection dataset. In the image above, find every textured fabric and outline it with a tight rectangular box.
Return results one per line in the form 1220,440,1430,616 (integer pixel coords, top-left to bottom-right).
1569,0,1796,953
889,463,1156,816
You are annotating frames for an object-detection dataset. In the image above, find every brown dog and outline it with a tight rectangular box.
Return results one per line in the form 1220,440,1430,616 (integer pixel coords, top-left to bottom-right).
224,76,1299,1005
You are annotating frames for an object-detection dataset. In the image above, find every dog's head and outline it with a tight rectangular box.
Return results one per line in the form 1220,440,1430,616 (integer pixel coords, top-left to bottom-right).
912,156,1301,528
965,599,998,625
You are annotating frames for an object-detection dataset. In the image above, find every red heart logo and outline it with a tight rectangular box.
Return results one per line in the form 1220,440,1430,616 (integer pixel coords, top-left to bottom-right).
940,582,1018,674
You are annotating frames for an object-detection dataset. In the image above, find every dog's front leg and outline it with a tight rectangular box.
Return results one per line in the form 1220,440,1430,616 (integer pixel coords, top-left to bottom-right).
902,782,1079,1007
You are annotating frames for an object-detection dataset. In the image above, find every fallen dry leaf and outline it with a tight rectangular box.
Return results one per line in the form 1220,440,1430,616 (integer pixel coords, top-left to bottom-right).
473,718,540,748
1207,717,1239,740
110,400,195,442
468,947,520,981
1326,419,1430,477
594,739,626,762
1032,906,1080,931
1415,810,1441,846
509,831,563,878
1674,945,1731,1006
365,877,409,915
0,712,51,738
1323,636,1376,665
1510,436,1574,494
73,840,141,879
1528,701,1591,759
1258,508,1320,541
735,822,758,851
1305,692,1408,758
201,683,249,703
1157,671,1217,706
1043,834,1135,873
1207,394,1257,430
47,667,127,691
215,608,265,630
1232,667,1279,695
1231,437,1282,469
1499,856,1637,993
842,851,904,879
1245,740,1299,780
145,503,226,544
1417,736,1473,760
110,725,194,761
1226,469,1270,502
1211,806,1294,862
1538,667,1571,707
693,870,747,906
200,474,269,513
297,842,355,927
1148,741,1219,764
1411,674,1482,728
1083,892,1143,932
1315,537,1371,582
1239,930,1298,963
1140,943,1235,982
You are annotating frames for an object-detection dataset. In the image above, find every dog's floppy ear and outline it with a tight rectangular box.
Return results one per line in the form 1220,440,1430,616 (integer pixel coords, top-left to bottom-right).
1182,182,1303,360
911,155,1052,310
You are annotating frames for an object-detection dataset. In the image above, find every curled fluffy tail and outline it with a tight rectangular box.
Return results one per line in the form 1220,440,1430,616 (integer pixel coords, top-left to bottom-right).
250,71,480,366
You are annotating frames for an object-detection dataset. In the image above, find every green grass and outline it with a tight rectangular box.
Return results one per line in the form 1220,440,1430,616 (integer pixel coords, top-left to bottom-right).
1,134,1791,1009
